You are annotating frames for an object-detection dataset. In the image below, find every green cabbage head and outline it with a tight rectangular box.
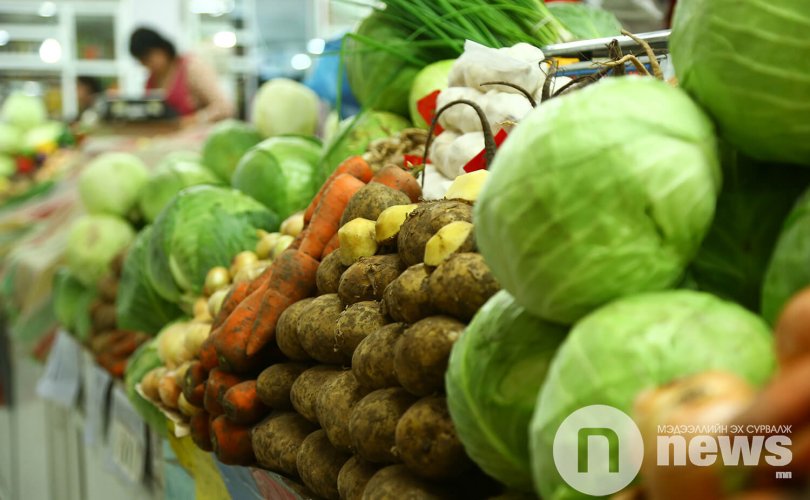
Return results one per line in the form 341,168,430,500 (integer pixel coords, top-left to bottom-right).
232,136,322,219
1,92,47,131
116,226,183,335
530,290,776,500
146,185,279,302
0,123,22,155
761,188,810,325
688,147,810,311
0,155,14,177
475,76,721,324
23,121,64,152
251,78,320,139
139,156,222,223
409,59,454,129
79,152,149,216
670,0,810,165
66,214,136,286
201,120,263,181
345,10,423,116
446,290,567,492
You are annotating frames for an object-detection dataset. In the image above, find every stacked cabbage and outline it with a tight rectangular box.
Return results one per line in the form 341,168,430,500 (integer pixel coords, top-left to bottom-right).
476,77,721,324
451,10,809,493
671,0,810,165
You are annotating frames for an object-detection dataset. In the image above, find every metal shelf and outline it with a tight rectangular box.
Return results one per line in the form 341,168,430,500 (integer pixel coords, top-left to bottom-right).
2,24,57,42
542,29,670,58
74,60,119,77
0,55,61,72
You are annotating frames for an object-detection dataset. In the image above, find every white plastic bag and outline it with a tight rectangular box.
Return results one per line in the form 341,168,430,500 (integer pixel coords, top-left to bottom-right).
448,40,546,95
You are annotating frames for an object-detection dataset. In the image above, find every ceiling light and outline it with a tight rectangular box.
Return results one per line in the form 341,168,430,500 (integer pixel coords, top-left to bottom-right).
213,31,236,48
38,1,57,17
39,38,62,64
290,53,312,71
307,38,325,55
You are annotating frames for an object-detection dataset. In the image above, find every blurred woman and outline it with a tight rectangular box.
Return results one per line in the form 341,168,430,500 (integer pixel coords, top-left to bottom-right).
129,27,234,125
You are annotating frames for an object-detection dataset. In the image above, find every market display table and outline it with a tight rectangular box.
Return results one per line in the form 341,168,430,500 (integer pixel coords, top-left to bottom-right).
1,331,310,500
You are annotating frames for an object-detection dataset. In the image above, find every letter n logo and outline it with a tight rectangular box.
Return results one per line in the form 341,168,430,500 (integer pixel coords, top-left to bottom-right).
578,428,620,473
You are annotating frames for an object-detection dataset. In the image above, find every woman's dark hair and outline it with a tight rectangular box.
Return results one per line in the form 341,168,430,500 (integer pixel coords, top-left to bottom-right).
77,76,103,95
129,27,177,60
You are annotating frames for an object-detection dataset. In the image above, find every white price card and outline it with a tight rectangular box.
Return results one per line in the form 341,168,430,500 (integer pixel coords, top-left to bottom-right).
84,361,112,446
107,386,148,485
36,330,82,408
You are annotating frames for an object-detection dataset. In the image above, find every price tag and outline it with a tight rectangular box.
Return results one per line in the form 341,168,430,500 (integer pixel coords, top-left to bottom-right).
83,361,112,446
36,330,82,408
107,387,148,485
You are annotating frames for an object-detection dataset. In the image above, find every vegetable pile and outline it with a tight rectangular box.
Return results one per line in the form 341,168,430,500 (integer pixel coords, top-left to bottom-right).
38,3,810,498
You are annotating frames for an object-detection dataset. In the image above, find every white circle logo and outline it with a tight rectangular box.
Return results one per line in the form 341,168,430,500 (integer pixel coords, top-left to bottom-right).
553,405,644,496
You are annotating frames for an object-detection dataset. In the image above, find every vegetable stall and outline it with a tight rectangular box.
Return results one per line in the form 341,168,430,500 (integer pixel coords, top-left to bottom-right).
3,0,810,499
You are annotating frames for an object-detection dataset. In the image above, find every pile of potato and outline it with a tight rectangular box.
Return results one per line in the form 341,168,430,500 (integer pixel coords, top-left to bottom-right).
138,215,302,425
251,171,504,499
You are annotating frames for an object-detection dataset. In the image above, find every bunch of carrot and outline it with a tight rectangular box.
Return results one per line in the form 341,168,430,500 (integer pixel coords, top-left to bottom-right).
181,156,421,465
91,330,149,378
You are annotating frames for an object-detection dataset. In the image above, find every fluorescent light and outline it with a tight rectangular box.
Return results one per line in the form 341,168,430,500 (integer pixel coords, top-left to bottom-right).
39,38,62,63
307,38,325,55
213,31,236,48
189,0,233,15
290,53,312,71
38,1,57,17
0,31,9,47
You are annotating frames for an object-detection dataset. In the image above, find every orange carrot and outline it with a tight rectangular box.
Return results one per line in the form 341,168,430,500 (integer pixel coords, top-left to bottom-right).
210,415,255,466
212,281,251,330
222,380,269,425
304,156,373,223
323,232,340,257
97,355,128,379
735,357,810,430
245,250,320,356
299,173,366,260
371,165,422,202
217,172,365,364
189,412,213,452
204,368,243,416
183,361,208,407
212,284,267,373
246,265,274,296
199,333,219,371
107,331,147,358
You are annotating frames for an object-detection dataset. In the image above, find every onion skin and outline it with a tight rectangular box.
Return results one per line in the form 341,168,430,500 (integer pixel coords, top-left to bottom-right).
634,372,756,500
204,266,231,296
229,251,258,277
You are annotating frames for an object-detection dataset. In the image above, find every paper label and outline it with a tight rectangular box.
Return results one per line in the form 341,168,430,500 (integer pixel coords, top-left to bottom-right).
36,330,82,408
83,360,112,445
107,386,148,484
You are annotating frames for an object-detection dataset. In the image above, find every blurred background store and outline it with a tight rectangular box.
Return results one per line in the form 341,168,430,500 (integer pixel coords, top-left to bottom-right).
0,0,674,123
0,0,380,121
17,0,810,500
